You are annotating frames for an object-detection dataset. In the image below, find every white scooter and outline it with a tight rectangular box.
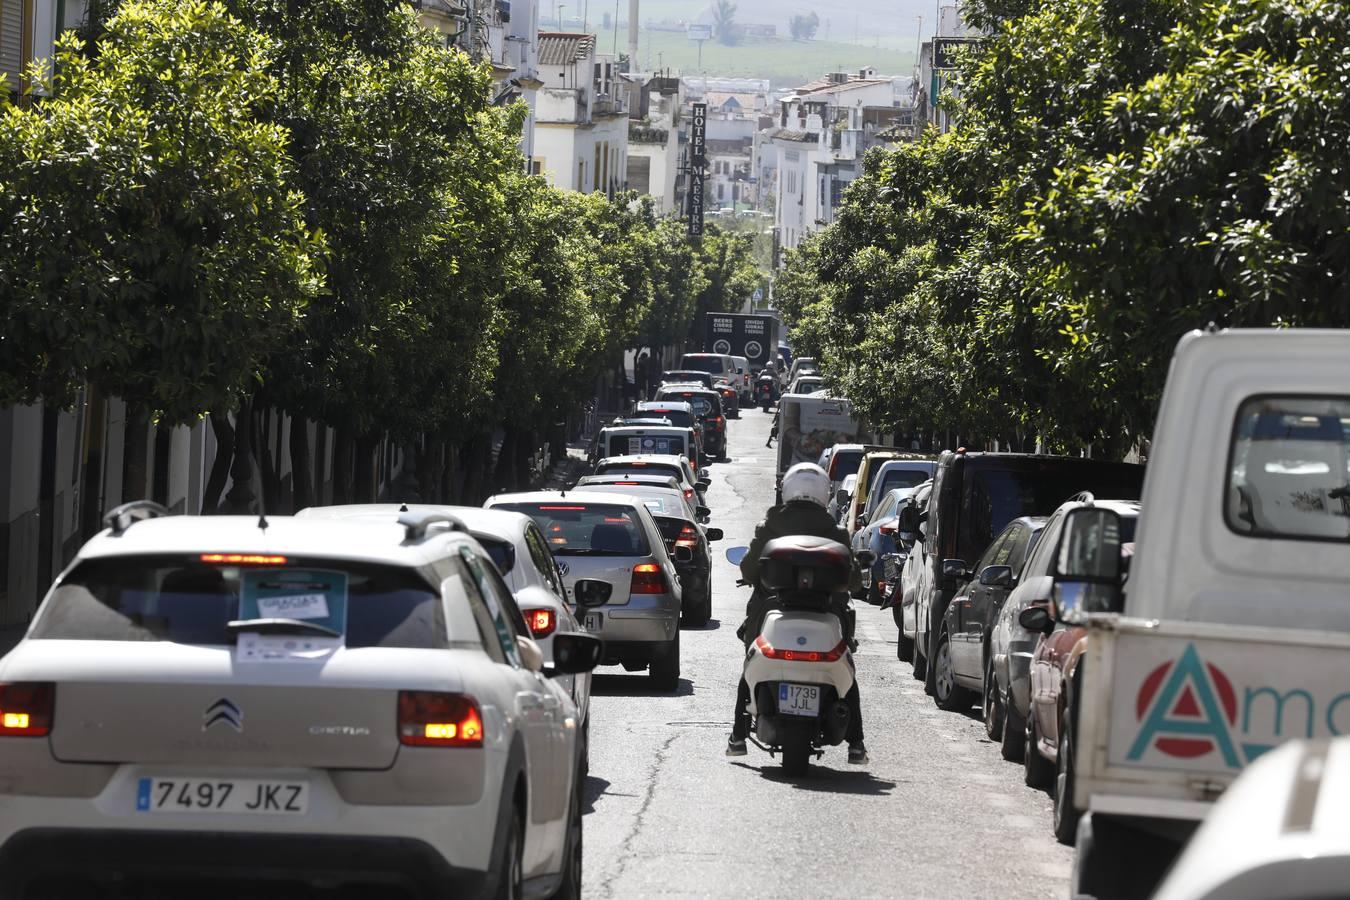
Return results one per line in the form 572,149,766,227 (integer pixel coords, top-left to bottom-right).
727,537,874,775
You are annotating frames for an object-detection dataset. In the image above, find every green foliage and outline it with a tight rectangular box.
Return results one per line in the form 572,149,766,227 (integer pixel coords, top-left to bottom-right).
779,0,1350,450
0,0,318,423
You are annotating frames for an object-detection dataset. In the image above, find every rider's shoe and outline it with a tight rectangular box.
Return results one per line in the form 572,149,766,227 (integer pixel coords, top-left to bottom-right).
726,737,748,757
847,741,869,765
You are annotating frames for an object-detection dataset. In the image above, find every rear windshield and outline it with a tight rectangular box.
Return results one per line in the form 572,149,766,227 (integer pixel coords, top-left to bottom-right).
607,433,687,457
495,503,652,556
961,461,1145,560
1227,396,1350,541
665,371,712,387
596,462,683,481
31,555,447,648
828,450,863,481
642,409,696,429
876,467,932,496
681,356,725,374
654,516,693,547
660,392,716,416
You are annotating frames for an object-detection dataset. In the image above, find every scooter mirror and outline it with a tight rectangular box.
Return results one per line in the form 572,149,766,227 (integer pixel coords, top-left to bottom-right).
725,546,750,566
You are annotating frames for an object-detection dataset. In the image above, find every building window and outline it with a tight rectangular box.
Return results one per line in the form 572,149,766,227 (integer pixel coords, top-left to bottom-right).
530,159,543,176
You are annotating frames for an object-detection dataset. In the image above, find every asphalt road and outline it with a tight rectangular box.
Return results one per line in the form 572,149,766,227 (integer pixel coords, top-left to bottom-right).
581,409,1073,899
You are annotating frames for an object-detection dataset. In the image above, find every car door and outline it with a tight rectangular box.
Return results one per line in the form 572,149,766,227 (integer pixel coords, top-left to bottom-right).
950,530,1012,679
524,523,589,715
457,549,567,873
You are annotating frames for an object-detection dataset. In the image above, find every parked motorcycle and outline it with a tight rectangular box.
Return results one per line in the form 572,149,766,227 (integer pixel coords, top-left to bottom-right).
726,539,874,775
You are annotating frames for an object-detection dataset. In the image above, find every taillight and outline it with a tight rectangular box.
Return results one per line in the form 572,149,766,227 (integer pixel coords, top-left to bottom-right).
714,416,725,431
0,683,54,737
754,635,848,663
879,520,896,535
523,608,557,638
630,562,669,594
675,524,700,550
398,692,483,747
200,554,287,565
684,487,695,501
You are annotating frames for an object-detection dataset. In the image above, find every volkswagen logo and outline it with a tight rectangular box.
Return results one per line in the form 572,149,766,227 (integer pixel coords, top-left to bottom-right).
796,636,808,646
203,698,243,733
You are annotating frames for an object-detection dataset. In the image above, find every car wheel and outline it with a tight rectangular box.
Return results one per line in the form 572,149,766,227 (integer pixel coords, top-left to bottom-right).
494,806,524,900
1001,685,1025,762
933,627,976,711
1024,707,1054,790
922,622,938,696
682,582,710,628
983,655,1004,741
911,629,927,681
548,781,583,899
649,629,680,691
1054,709,1081,845
580,716,590,779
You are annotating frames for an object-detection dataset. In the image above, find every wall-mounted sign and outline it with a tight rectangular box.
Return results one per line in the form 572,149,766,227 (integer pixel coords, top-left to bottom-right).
932,37,982,70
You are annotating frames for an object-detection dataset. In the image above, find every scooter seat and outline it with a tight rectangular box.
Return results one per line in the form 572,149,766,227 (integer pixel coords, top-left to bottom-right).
760,536,851,593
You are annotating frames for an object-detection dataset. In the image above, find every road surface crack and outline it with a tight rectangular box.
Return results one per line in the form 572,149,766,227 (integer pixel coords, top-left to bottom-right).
593,731,678,899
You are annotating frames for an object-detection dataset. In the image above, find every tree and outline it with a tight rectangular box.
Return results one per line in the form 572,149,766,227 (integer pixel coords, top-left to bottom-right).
789,12,820,41
0,0,318,425
712,0,740,45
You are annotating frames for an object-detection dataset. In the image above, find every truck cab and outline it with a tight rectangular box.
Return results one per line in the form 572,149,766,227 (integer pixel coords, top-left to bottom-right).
1062,329,1350,898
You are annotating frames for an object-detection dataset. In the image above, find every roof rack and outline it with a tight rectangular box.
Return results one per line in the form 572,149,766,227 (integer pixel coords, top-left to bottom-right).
398,509,465,542
103,500,170,536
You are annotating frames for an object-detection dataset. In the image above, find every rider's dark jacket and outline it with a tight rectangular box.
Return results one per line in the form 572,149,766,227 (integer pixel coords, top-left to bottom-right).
737,499,861,646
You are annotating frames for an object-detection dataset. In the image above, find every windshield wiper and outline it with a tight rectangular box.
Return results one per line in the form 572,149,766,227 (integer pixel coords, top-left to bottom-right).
225,618,341,639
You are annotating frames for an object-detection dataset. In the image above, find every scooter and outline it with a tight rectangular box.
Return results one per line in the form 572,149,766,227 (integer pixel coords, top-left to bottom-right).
726,539,874,776
756,374,776,412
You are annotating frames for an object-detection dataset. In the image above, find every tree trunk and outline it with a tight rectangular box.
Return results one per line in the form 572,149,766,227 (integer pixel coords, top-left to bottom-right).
225,395,257,514
354,434,379,503
515,428,535,487
121,404,151,502
290,417,313,512
331,428,353,505
202,412,235,513
492,427,517,493
254,404,279,514
460,433,491,504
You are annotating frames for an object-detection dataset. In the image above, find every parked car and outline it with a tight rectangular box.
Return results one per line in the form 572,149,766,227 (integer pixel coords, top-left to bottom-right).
902,450,1145,701
485,491,685,689
297,503,596,771
570,482,722,626
859,459,938,527
843,451,934,536
929,515,1047,720
785,356,818,387
654,386,727,460
850,487,919,604
895,481,935,663
591,454,707,507
1152,737,1350,900
710,379,741,418
788,375,826,395
829,473,859,525
0,505,600,897
1022,500,1138,845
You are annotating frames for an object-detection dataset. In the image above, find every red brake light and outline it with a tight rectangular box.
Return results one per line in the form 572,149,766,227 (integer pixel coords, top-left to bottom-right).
675,524,700,550
753,636,848,663
630,562,668,594
398,692,483,747
0,683,54,737
523,608,557,638
684,487,695,501
539,506,587,511
714,416,725,431
879,520,896,535
200,554,287,565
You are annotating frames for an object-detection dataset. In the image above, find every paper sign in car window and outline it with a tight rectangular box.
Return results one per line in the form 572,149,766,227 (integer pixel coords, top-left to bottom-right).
239,570,348,634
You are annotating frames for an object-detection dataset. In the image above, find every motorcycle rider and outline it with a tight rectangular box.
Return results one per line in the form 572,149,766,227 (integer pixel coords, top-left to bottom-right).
727,462,869,764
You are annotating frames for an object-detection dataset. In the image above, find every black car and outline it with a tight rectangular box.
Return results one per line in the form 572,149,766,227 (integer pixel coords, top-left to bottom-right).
931,516,1047,713
903,450,1145,696
655,387,727,460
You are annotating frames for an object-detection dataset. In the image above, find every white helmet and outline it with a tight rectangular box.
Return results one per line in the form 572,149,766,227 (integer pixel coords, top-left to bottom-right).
782,462,830,507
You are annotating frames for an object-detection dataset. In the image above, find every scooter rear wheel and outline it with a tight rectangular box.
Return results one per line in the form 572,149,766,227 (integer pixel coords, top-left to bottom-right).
780,733,811,777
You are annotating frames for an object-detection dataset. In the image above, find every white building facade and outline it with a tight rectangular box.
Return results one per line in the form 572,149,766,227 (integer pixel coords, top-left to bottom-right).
533,32,629,194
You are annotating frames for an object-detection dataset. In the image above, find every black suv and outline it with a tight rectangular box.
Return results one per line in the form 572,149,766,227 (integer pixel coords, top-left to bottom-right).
903,451,1144,696
655,387,727,460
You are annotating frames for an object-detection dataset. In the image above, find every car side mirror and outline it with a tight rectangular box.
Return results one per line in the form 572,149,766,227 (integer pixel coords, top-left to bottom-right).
979,565,1014,589
897,505,919,532
674,546,694,563
573,578,612,609
1018,604,1055,636
855,549,877,567
705,527,724,542
856,512,869,527
835,489,849,506
545,632,603,678
942,559,970,579
697,478,712,490
696,505,711,519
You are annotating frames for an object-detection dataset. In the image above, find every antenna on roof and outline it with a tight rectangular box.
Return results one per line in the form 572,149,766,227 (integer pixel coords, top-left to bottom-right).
399,502,409,512
258,512,269,532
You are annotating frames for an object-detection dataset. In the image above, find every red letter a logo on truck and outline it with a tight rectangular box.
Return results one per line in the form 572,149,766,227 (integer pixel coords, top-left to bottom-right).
1129,644,1241,768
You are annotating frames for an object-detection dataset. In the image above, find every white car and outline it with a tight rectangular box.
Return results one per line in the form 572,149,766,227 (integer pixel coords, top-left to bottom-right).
1152,737,1350,900
0,501,599,898
730,355,753,403
297,503,594,772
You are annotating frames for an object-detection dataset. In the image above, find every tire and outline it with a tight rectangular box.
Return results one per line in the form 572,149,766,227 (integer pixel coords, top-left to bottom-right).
897,630,914,662
933,627,976,711
911,630,927,681
579,716,590,778
922,623,938,697
548,781,583,900
494,806,524,900
682,580,711,627
1024,707,1055,789
983,655,1005,741
649,630,680,691
1054,710,1081,845
1001,685,1025,762
781,730,811,777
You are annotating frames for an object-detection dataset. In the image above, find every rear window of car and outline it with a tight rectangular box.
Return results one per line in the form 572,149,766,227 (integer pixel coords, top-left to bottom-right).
476,535,516,575
876,467,932,495
659,391,716,416
596,462,683,482
681,356,726,374
642,409,696,429
494,503,652,556
1226,396,1350,541
31,555,447,648
828,450,863,481
606,433,688,457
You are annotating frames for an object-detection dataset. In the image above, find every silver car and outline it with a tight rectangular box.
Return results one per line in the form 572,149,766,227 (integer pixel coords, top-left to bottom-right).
484,491,685,691
0,503,599,897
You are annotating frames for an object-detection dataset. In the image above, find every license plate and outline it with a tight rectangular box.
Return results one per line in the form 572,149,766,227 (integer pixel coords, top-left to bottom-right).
136,778,309,815
584,613,602,632
777,683,822,717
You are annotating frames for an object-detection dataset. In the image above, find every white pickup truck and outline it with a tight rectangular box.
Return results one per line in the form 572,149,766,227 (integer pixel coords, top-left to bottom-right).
1051,329,1350,898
